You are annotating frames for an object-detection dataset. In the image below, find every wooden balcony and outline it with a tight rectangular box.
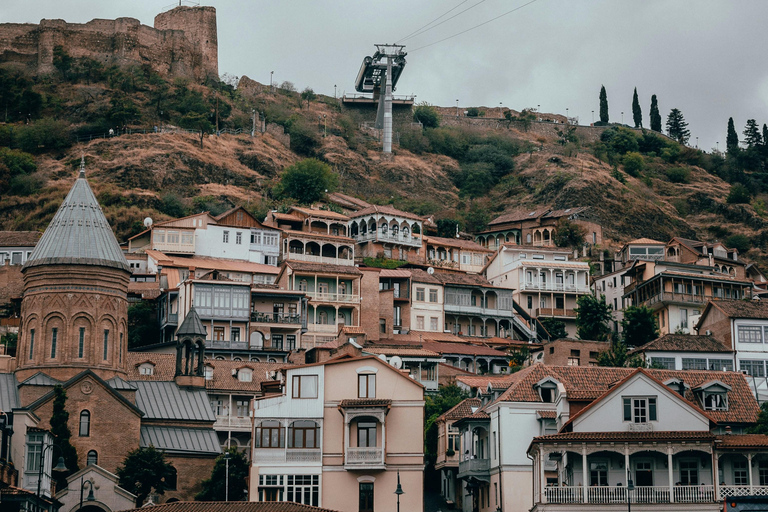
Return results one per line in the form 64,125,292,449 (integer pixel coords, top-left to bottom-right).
306,291,360,303
536,308,577,318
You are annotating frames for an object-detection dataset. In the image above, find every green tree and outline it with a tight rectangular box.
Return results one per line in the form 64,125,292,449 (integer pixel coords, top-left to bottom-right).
666,108,690,145
195,448,248,501
178,111,213,149
539,318,567,339
621,306,658,347
596,340,644,367
436,219,460,238
117,446,176,506
599,85,609,123
300,87,317,109
725,234,751,253
747,402,768,434
127,301,161,349
424,385,470,458
553,218,585,248
727,183,751,204
632,88,642,128
726,117,739,154
277,158,338,204
743,119,762,147
575,294,612,341
622,152,645,177
649,94,662,132
413,103,440,128
50,385,79,490
0,332,17,357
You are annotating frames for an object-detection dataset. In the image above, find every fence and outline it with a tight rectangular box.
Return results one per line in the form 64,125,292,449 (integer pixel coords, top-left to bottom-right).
72,124,263,144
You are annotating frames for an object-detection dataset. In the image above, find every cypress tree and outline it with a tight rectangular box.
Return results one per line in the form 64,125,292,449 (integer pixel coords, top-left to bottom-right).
726,117,739,154
50,385,79,490
599,85,609,123
743,119,762,147
632,88,642,128
666,108,691,145
763,124,768,147
649,94,661,132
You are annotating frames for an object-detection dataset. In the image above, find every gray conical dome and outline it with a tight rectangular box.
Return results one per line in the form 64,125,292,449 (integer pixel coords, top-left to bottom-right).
177,306,208,338
23,163,129,272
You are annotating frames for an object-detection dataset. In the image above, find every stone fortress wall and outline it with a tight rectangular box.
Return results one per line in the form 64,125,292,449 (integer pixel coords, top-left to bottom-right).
0,5,218,81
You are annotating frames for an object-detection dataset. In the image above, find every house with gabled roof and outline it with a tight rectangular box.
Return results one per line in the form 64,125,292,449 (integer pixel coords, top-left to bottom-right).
440,364,764,512
630,333,735,371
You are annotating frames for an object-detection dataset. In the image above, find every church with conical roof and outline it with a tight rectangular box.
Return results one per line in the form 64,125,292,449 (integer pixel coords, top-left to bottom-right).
16,158,132,382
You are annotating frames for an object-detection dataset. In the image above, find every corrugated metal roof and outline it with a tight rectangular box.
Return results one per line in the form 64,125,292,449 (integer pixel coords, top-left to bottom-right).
24,166,129,272
0,373,20,411
106,376,137,390
132,381,215,421
20,372,61,386
140,425,220,455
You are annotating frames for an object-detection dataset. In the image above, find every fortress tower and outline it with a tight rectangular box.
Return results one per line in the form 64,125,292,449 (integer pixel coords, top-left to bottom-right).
15,161,131,382
154,5,218,80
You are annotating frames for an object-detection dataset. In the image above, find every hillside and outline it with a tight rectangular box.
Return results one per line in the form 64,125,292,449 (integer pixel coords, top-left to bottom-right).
1,61,767,267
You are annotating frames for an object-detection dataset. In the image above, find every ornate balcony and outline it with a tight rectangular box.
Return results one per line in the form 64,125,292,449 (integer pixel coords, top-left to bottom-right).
345,447,384,469
457,458,490,480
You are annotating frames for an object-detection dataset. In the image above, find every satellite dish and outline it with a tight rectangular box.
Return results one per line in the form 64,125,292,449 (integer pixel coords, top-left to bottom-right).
144,217,153,228
378,354,388,362
390,355,403,369
427,267,434,275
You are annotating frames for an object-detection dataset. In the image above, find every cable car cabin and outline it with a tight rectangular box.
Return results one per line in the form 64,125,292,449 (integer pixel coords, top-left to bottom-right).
353,46,407,94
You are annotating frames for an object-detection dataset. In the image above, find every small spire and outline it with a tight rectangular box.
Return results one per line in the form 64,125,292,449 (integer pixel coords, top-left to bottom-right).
79,155,86,178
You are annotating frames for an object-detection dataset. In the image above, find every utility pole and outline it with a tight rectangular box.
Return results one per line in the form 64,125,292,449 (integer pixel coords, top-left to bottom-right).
251,109,256,137
215,96,219,134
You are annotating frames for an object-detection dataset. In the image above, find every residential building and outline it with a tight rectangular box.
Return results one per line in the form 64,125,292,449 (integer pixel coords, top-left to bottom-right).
347,205,424,263
537,338,607,367
527,368,763,512
630,333,735,371
275,261,362,348
249,356,424,512
441,365,762,512
435,398,483,510
128,212,215,255
0,231,40,266
485,244,591,337
435,271,536,340
424,236,492,273
622,259,752,335
592,266,629,334
665,237,746,278
615,238,667,269
474,207,603,250
409,269,444,334
696,300,768,400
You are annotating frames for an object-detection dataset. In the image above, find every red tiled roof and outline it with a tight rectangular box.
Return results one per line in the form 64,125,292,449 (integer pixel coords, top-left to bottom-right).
533,431,715,443
438,398,483,421
284,260,362,275
537,410,557,419
291,207,350,221
422,341,509,357
128,281,162,299
431,271,494,287
632,334,732,354
349,204,423,221
339,398,392,408
146,250,280,275
456,374,519,390
715,434,768,448
364,347,441,357
707,299,768,319
424,236,492,252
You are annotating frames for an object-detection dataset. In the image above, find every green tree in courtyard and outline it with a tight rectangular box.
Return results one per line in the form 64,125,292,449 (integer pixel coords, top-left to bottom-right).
196,448,248,501
540,318,567,340
50,385,79,490
575,294,612,341
117,446,176,506
621,305,659,347
599,85,609,123
632,88,642,128
649,94,662,132
553,218,585,248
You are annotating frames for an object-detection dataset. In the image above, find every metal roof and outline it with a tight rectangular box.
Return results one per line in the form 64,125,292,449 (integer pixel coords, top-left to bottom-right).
132,381,215,421
140,425,220,455
20,372,61,387
176,306,207,337
0,373,20,411
23,164,130,272
106,376,137,390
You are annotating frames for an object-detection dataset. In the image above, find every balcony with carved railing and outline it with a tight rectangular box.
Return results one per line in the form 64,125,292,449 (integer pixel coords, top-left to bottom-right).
344,447,385,469
252,448,322,465
353,231,423,248
305,291,360,304
541,485,715,506
213,415,251,431
250,312,303,325
457,458,490,480
444,303,514,318
286,252,354,266
536,308,577,318
520,282,590,294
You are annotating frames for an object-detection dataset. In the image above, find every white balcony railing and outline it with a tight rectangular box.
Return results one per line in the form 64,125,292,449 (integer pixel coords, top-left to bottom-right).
252,448,322,464
521,282,590,293
543,485,714,504
305,291,360,303
346,447,383,465
287,253,354,266
720,486,768,498
353,232,422,247
213,416,251,430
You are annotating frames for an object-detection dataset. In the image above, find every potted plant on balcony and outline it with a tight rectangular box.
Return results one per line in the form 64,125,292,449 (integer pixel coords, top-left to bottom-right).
446,448,456,457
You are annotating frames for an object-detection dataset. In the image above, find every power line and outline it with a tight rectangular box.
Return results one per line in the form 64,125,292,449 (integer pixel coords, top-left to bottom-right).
398,0,488,44
396,0,469,44
410,0,543,52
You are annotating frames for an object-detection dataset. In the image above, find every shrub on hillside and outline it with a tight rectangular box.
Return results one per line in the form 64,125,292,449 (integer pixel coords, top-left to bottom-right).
726,234,751,253
413,104,440,128
424,128,470,160
15,118,71,154
665,167,690,184
276,159,338,204
0,148,36,176
285,118,320,156
622,152,645,177
452,162,494,197
398,128,430,154
727,184,751,204
10,174,43,196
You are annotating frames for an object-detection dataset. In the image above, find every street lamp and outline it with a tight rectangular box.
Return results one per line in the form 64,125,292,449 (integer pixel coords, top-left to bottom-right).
334,84,337,99
621,111,624,124
499,102,503,118
36,439,68,500
456,99,459,117
224,451,231,502
592,110,594,124
626,468,634,512
270,71,274,91
394,471,404,512
566,108,569,123
323,114,327,138
79,478,96,510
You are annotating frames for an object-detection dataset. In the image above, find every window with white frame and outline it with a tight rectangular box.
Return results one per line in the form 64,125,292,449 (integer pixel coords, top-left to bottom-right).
708,359,733,371
358,373,376,398
139,363,155,375
651,357,675,370
682,358,707,370
416,287,425,301
292,375,318,398
703,392,728,411
223,231,230,243
236,232,242,244
286,475,319,507
26,433,43,472
734,459,749,485
623,397,657,423
739,325,763,343
740,359,765,377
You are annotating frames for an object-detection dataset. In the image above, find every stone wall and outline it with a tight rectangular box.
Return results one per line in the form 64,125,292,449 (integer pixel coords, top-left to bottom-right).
0,6,218,81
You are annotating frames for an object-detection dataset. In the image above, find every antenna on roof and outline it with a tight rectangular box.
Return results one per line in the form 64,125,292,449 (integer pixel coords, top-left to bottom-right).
79,155,86,178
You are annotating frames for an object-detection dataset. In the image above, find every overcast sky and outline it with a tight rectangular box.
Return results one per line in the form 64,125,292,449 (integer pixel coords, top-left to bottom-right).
4,0,768,152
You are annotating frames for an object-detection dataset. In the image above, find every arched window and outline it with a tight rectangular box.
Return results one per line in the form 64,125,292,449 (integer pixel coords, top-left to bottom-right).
298,279,308,291
79,410,91,437
288,420,319,448
318,311,328,325
87,450,98,466
256,420,284,448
